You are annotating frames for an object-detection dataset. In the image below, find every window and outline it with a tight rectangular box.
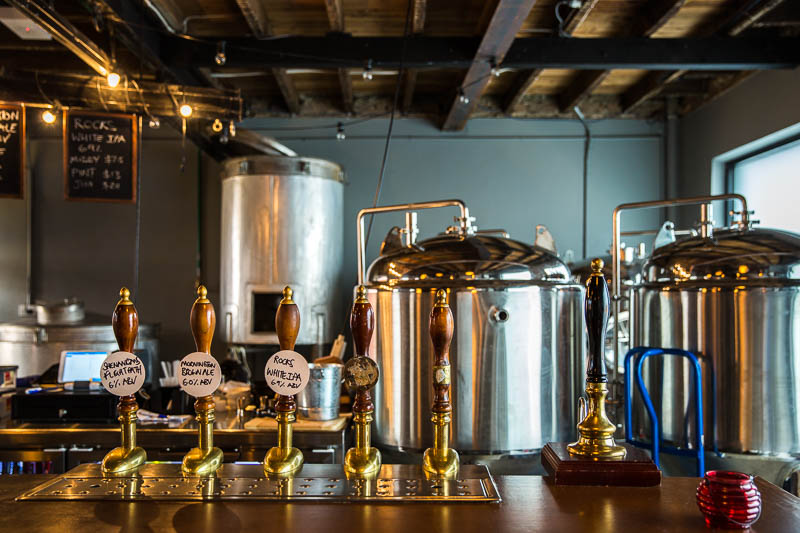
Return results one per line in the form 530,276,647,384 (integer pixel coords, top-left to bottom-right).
726,137,800,233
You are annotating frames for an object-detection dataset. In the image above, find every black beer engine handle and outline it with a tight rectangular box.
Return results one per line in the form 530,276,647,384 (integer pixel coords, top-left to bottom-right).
585,258,609,383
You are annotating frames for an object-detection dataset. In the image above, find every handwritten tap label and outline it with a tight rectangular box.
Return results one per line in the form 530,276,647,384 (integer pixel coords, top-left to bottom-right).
179,352,222,397
264,350,309,396
100,351,145,396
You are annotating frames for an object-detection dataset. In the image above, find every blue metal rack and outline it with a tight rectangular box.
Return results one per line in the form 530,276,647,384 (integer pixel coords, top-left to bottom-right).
623,347,715,477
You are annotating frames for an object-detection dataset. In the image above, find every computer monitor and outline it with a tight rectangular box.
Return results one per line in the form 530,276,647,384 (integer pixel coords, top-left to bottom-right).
58,351,108,383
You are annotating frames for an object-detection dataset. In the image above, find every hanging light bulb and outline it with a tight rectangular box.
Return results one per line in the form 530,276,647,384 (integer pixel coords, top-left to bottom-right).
148,116,160,129
489,59,500,77
228,120,236,137
336,122,346,141
106,72,121,88
362,59,373,81
179,104,193,118
214,41,227,66
211,118,223,132
458,89,470,105
219,132,229,144
41,108,57,124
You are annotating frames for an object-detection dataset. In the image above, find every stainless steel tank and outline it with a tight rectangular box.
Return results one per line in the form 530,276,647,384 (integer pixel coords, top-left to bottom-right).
358,201,584,454
631,226,800,455
0,313,159,380
220,155,344,347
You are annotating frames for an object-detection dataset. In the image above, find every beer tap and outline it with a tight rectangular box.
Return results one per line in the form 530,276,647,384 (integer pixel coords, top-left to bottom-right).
343,286,381,479
422,289,459,479
181,286,224,476
567,259,626,459
264,286,305,476
101,287,147,474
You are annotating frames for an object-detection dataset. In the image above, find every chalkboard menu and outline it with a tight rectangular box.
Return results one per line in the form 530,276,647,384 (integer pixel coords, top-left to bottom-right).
63,110,138,203
0,103,24,199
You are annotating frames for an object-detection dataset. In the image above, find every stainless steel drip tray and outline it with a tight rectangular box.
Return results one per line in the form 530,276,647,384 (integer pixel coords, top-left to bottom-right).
17,463,501,503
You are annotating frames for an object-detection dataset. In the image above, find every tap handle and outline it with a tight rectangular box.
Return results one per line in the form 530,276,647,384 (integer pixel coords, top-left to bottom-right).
350,286,374,358
585,258,609,383
190,285,215,354
112,287,138,353
430,289,453,413
276,286,300,351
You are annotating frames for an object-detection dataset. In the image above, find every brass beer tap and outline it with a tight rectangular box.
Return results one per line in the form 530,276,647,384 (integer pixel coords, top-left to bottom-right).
101,287,147,474
181,286,224,476
422,289,459,479
343,286,381,479
568,259,627,459
264,286,305,476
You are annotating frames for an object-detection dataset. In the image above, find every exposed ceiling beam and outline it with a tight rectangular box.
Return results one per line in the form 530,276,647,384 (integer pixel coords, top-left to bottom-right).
234,0,300,114
556,0,684,113
402,0,428,114
503,0,599,114
162,36,800,71
323,0,354,114
620,0,786,113
442,0,537,130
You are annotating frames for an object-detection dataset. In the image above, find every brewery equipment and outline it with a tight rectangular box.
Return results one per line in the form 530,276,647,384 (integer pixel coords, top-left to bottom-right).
220,155,344,351
0,301,159,380
357,200,585,454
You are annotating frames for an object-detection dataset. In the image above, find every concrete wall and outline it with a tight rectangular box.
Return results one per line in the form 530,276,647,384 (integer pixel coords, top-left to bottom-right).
0,114,665,365
679,68,800,198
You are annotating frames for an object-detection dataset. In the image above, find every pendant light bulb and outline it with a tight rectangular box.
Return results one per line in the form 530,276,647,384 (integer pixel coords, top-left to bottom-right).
148,116,160,129
41,109,56,124
458,89,469,105
214,41,227,66
211,118,223,132
106,72,121,88
336,122,345,141
228,120,236,137
362,59,373,81
179,104,193,118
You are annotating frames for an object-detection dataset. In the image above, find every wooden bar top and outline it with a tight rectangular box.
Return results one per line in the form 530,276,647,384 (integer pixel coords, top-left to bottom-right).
1,474,797,532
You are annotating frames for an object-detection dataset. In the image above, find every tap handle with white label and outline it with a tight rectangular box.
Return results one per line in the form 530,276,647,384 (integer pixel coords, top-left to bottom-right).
430,289,453,413
276,286,300,351
113,287,138,353
190,285,215,354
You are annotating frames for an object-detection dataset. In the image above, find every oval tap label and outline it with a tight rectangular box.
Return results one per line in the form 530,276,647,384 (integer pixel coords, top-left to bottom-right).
264,350,309,396
179,352,222,397
100,351,146,396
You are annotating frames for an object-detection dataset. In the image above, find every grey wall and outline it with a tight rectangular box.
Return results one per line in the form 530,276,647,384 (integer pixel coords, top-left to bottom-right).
0,114,664,365
679,68,800,198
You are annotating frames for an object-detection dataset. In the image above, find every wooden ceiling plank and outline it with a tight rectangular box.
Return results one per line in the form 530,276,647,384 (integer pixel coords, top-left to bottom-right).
324,0,354,113
235,0,298,114
557,0,684,113
403,0,428,114
325,0,345,33
338,68,354,114
443,0,538,131
621,0,786,113
504,0,599,114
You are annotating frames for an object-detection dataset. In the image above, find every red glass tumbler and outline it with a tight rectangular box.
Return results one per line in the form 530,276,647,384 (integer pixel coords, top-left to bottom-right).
696,470,762,529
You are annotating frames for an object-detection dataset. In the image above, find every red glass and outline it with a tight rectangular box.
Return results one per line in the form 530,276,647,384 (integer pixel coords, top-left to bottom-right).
696,471,762,529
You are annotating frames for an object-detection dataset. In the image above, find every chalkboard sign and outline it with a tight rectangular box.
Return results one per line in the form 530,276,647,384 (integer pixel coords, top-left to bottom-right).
63,110,138,203
0,103,24,198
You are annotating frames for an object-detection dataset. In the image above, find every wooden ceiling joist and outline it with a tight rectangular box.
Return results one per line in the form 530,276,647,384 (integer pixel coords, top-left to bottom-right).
441,0,538,130
324,0,354,114
235,0,300,114
555,0,684,113
402,0,427,114
620,0,786,114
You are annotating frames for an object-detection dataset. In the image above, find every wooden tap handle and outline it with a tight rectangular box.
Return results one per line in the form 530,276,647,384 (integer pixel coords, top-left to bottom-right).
585,258,609,383
350,286,374,358
275,286,300,351
190,285,215,354
430,289,453,413
112,287,138,353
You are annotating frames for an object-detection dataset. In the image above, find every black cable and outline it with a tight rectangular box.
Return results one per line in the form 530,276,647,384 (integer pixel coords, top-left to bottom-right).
574,106,591,259
133,115,143,300
364,0,413,252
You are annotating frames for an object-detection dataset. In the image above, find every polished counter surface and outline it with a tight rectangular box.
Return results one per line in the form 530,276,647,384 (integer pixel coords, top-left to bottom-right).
1,474,797,532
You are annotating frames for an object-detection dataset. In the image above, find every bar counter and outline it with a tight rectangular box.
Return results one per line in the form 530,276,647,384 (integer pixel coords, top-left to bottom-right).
1,474,797,532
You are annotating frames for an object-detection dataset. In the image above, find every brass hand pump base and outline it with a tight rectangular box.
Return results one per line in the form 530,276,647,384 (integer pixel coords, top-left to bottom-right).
264,410,304,477
343,410,382,480
567,381,627,459
182,396,224,476
422,412,459,479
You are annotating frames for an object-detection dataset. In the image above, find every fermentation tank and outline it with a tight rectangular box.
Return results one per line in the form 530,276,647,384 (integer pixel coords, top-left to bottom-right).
358,200,585,454
631,224,800,455
220,155,344,349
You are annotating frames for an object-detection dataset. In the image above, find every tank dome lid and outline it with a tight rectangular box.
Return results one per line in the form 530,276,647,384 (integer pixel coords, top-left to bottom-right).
367,234,572,287
644,227,800,284
222,155,344,183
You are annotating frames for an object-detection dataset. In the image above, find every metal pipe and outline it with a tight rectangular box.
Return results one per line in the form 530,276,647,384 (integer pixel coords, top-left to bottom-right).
610,193,748,397
620,229,695,237
356,199,468,285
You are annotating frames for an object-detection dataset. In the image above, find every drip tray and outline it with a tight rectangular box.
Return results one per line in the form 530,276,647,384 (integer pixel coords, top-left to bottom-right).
17,463,501,503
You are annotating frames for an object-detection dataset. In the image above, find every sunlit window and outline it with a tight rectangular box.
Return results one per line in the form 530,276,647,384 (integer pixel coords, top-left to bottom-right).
729,138,800,234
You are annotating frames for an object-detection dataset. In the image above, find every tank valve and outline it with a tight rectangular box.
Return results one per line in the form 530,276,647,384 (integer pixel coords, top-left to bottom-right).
490,306,510,323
